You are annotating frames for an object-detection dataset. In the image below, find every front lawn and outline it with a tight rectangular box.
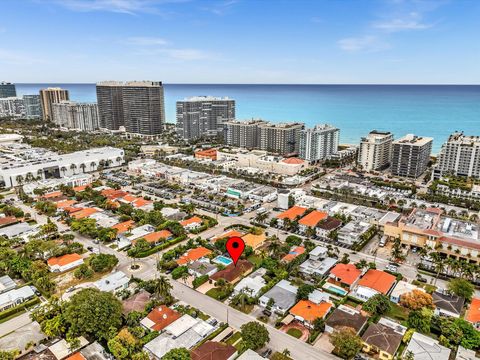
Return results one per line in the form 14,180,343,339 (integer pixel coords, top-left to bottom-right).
386,302,409,322
206,287,231,301
287,328,303,339
226,332,242,345
247,254,262,267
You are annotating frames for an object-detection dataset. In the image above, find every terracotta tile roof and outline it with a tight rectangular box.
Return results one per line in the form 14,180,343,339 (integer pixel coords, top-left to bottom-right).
282,246,305,262
466,297,480,324
191,341,236,360
180,216,203,227
112,220,135,234
132,198,152,208
439,236,480,251
71,207,98,219
358,270,396,295
47,253,82,267
290,300,332,322
42,191,63,199
145,306,181,331
65,206,83,214
122,194,137,203
276,206,307,220
329,264,362,286
282,157,304,165
299,210,328,227
210,259,253,283
242,233,266,249
55,199,77,209
195,148,217,160
65,353,86,360
177,247,212,265
73,185,89,192
212,230,244,242
136,230,172,244
0,216,18,226
101,189,128,199
122,290,151,315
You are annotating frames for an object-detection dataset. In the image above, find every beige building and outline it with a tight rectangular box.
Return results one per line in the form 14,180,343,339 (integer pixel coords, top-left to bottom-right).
358,130,393,172
39,87,69,121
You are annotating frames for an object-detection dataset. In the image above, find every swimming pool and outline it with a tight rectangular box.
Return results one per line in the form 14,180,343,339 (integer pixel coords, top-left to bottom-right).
213,255,233,266
324,285,348,296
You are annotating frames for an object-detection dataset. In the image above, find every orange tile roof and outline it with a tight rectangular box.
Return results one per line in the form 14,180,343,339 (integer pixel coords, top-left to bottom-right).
180,216,203,227
66,206,83,214
101,189,128,199
212,230,244,242
55,199,77,209
146,306,181,331
71,207,98,219
138,230,173,244
73,185,89,192
0,216,18,226
47,253,82,267
112,220,135,234
466,297,480,324
177,247,212,265
299,210,328,227
276,206,307,220
195,148,217,160
282,157,304,165
242,233,266,249
123,194,138,203
191,341,237,360
43,191,63,199
329,264,362,286
358,269,396,294
132,198,152,208
290,300,333,322
282,246,305,262
65,353,86,360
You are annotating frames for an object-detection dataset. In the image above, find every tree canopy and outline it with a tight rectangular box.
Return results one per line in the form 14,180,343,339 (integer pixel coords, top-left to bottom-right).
447,278,474,300
330,327,363,360
240,321,270,350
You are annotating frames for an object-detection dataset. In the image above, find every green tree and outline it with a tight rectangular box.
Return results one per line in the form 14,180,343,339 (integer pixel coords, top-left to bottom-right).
329,327,363,359
89,253,119,273
63,288,123,341
407,308,433,333
362,294,391,315
296,284,315,301
447,278,474,300
240,321,270,350
162,348,191,360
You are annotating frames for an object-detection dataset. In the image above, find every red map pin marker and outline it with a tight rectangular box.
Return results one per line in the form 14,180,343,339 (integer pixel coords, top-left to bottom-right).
226,236,245,266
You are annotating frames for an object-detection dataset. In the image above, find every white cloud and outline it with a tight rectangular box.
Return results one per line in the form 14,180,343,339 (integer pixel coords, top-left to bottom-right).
338,35,390,53
125,36,168,45
373,12,433,32
202,0,238,16
56,0,186,15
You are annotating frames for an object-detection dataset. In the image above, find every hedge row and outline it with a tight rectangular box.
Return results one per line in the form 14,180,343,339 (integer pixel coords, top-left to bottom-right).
0,296,40,321
133,235,187,258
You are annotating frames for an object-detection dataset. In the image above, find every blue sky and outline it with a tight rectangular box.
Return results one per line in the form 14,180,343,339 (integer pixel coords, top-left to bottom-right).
1,0,479,83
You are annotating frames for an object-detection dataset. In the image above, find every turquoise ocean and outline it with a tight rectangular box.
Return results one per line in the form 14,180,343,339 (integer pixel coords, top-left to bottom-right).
15,84,480,154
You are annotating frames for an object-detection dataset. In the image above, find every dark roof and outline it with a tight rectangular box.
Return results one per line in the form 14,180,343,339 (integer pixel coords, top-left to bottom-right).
432,291,465,315
361,323,403,355
191,341,237,360
317,217,342,231
210,260,253,283
122,290,151,314
325,306,367,333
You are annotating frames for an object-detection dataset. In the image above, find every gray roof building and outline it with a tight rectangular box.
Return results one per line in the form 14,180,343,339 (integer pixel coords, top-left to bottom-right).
404,332,451,360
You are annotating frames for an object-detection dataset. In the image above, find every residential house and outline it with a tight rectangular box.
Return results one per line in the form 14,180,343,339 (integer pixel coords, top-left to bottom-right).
210,260,253,284
133,230,173,246
337,220,371,246
362,318,407,360
465,297,480,329
456,346,478,360
233,268,267,297
242,233,266,250
289,292,333,328
325,304,368,334
0,222,36,239
433,291,465,318
316,217,342,238
390,281,425,304
94,271,129,293
298,210,327,233
117,224,155,249
79,341,112,360
70,207,99,219
48,337,89,360
351,269,396,302
89,212,119,228
190,341,237,360
111,220,135,234
180,216,203,231
122,290,151,315
0,275,16,294
0,216,19,228
299,246,337,277
328,263,362,290
177,247,212,266
404,332,451,360
236,349,265,360
47,253,84,272
259,280,298,315
0,286,35,311
140,306,182,332
276,206,307,228
211,229,244,242
281,246,305,263
188,260,218,278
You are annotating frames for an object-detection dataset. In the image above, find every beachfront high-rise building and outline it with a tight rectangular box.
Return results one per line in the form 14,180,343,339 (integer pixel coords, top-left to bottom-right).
391,134,433,178
299,124,339,162
358,130,394,171
96,81,165,135
39,87,69,121
434,132,480,179
52,101,100,131
0,82,16,98
0,97,25,118
23,95,41,118
176,96,235,140
224,120,304,155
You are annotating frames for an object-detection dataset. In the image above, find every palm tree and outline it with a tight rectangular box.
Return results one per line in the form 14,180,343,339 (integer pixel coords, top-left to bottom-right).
282,349,291,357
90,162,96,171
180,270,189,284
430,252,445,285
15,175,24,186
116,156,122,165
153,276,173,302
70,164,77,175
25,172,34,182
79,163,86,173
268,240,281,259
60,166,67,176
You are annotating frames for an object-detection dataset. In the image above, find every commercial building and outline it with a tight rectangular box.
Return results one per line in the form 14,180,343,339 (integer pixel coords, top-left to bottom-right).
39,87,69,121
23,95,41,118
0,82,16,98
358,130,393,171
299,124,339,162
96,81,165,135
391,134,433,178
0,145,124,188
434,132,480,179
52,101,100,131
0,97,24,118
224,119,304,155
176,96,235,140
